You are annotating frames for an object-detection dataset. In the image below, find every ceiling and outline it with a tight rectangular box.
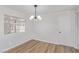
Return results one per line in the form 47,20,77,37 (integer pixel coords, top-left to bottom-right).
2,5,78,15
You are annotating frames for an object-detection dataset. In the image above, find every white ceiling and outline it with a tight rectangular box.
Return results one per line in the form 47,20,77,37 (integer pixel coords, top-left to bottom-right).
2,5,78,15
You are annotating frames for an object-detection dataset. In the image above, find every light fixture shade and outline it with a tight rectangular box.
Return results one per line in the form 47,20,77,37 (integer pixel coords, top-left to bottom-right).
37,16,42,21
29,15,34,20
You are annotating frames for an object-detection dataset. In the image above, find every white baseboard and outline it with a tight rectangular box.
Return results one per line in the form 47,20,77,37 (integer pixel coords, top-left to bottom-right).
2,39,31,53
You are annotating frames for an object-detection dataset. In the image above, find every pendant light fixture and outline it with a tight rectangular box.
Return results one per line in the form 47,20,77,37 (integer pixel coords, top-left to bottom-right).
29,5,42,21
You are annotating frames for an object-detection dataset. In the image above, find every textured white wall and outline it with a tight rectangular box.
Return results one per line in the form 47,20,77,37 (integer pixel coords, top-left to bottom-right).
0,6,32,52
32,10,76,48
76,8,79,48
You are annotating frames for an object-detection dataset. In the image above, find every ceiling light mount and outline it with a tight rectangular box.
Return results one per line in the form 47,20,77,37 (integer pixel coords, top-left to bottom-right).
34,5,37,7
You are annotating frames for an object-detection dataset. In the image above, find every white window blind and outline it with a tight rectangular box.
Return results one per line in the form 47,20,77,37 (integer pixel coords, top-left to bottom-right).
4,15,25,34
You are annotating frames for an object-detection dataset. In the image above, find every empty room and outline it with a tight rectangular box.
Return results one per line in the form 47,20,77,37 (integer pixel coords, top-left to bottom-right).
0,5,79,53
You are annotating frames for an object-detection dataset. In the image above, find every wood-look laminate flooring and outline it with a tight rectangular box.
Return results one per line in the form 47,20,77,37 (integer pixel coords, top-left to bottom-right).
5,40,79,53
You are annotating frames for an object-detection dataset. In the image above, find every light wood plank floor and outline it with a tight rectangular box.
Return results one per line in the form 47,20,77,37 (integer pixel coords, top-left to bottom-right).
5,40,79,53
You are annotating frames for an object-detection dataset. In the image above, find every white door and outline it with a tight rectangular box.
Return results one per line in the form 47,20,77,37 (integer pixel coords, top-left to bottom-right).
56,11,76,47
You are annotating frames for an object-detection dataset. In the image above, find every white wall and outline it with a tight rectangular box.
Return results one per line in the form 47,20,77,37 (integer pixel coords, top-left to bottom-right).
32,9,77,48
76,8,79,48
0,6,33,52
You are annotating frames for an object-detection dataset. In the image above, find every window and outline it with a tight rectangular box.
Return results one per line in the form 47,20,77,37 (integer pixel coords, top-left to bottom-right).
4,15,25,34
